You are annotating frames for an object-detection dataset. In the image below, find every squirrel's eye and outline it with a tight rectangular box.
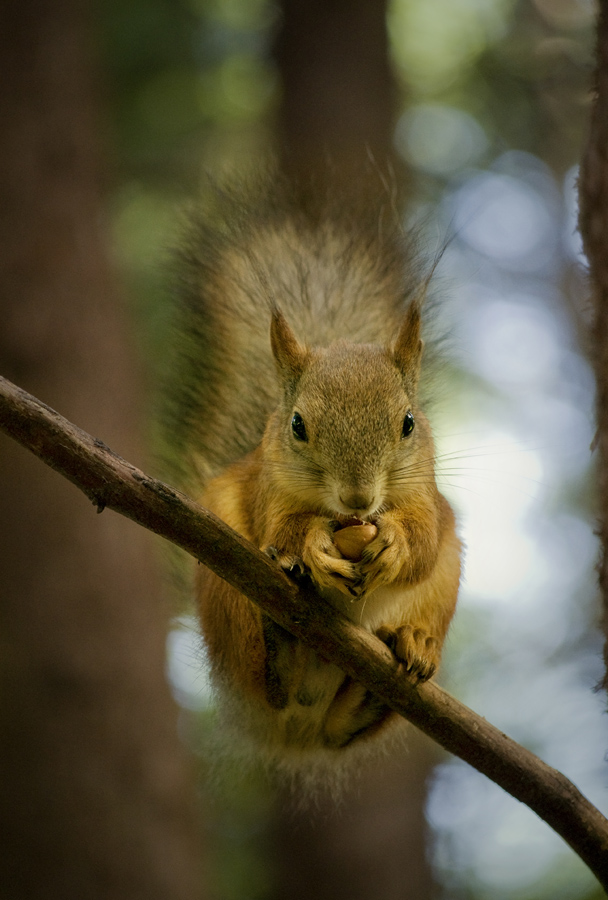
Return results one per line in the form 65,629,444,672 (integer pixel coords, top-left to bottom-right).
291,412,308,442
402,411,415,438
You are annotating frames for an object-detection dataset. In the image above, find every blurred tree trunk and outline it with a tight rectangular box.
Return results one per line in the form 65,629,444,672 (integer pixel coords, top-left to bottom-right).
270,3,436,898
270,736,439,900
273,0,402,187
0,1,203,897
580,2,608,687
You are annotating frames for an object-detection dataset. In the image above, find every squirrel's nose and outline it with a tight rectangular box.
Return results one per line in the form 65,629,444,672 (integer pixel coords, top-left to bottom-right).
340,490,375,513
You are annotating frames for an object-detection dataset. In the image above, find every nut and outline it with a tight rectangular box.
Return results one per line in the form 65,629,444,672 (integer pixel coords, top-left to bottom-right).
333,522,378,561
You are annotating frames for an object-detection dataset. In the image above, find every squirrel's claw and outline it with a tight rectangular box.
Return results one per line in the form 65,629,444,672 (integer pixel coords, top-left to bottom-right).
314,565,361,597
375,624,397,652
376,623,439,683
343,578,364,599
265,547,311,585
358,518,408,594
301,518,362,597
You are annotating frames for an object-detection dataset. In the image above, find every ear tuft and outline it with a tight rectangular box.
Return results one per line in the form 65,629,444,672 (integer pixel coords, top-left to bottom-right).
270,308,307,381
393,300,423,391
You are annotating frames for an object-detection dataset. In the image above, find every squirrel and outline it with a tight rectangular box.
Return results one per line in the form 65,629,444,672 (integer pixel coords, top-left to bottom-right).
166,175,462,777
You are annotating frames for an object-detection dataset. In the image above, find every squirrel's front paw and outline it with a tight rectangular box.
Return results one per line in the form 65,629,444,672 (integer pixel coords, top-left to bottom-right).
302,519,361,597
358,516,408,594
264,546,310,584
376,623,440,682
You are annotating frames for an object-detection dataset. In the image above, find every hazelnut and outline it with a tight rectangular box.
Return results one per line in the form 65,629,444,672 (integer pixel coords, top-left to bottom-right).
334,522,378,561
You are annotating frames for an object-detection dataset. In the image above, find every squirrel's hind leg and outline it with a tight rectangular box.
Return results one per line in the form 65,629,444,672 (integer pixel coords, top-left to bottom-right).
321,676,395,748
262,615,298,710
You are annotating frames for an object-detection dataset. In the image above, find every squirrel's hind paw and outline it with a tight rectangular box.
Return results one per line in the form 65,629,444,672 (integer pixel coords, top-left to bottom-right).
376,624,439,683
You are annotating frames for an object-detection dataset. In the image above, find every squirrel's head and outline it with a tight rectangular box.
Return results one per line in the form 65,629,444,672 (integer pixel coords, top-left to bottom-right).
268,303,434,519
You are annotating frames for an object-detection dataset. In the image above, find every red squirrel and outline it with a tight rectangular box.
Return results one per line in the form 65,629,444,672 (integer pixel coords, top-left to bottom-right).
168,179,462,775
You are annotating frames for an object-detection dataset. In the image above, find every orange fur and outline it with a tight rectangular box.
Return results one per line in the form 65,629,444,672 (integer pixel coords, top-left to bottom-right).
196,327,462,758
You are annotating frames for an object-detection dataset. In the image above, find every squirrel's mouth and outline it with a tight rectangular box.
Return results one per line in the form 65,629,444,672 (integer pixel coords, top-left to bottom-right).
335,515,377,529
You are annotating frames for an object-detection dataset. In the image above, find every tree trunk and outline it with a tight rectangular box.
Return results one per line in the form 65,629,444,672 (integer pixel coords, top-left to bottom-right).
0,1,203,897
273,0,401,186
579,1,608,687
270,3,435,896
270,734,438,900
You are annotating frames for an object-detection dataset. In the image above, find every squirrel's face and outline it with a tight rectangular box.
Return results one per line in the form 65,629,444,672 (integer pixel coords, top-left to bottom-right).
268,306,434,519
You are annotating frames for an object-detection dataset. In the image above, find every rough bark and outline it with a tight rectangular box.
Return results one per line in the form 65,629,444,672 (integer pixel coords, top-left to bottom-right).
2,375,608,891
579,1,608,690
0,2,202,897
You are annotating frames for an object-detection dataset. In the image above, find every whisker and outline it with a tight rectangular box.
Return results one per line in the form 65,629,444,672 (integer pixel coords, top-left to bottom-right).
432,481,484,497
434,448,539,464
389,481,442,488
357,594,369,625
435,466,544,483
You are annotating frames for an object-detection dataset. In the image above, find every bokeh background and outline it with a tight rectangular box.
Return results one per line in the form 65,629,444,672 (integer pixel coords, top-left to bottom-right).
100,0,602,897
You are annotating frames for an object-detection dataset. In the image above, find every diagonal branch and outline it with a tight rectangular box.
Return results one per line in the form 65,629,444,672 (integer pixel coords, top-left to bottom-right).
1,373,608,888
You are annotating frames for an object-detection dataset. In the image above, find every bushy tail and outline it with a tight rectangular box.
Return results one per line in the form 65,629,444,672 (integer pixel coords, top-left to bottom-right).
161,170,427,494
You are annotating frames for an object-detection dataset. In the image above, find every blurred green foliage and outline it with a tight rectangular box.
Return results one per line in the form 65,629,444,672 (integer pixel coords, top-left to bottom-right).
390,0,592,192
99,0,593,364
100,0,278,378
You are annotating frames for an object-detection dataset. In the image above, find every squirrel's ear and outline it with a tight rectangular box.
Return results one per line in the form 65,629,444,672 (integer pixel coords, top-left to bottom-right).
270,308,307,381
392,300,423,391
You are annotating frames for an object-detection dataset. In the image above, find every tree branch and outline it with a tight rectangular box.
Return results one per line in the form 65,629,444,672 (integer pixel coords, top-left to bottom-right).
1,373,608,887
